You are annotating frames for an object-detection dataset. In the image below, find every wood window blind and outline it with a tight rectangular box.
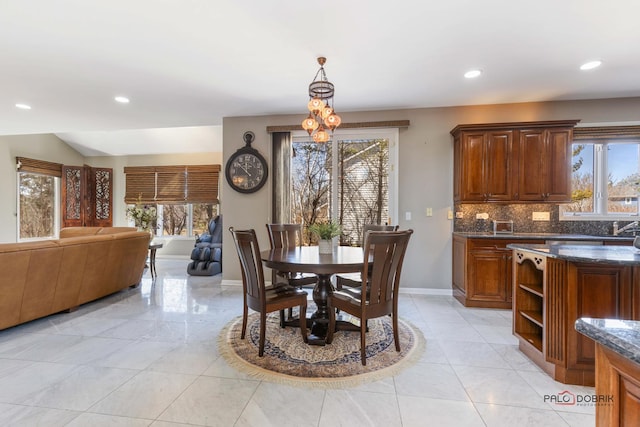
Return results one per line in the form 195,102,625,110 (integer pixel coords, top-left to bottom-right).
124,165,220,204
16,157,63,177
186,165,221,203
156,166,187,202
124,166,157,203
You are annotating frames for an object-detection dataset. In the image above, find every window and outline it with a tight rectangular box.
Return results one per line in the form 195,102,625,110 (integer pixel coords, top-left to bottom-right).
562,141,640,218
290,128,398,244
124,165,221,237
155,202,219,236
16,157,62,240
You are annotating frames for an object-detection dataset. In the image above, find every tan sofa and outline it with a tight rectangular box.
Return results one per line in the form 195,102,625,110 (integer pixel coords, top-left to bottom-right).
0,227,150,331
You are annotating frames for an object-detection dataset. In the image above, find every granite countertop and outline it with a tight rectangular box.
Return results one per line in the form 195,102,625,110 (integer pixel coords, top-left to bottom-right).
453,232,634,242
575,318,640,365
507,243,640,265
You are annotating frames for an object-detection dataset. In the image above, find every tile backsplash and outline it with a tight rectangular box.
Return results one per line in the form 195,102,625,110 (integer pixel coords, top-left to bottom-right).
453,203,628,236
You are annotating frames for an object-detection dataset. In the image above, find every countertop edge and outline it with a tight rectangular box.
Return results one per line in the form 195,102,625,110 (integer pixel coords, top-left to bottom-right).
453,232,634,242
575,318,640,365
507,243,640,265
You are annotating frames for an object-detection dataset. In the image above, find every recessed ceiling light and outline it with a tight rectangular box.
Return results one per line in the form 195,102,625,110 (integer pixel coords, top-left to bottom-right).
114,96,130,104
15,103,31,110
464,69,482,79
580,60,602,71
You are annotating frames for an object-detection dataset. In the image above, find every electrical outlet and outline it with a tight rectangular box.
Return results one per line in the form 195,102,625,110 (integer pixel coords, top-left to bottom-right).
447,210,453,220
426,207,433,217
455,211,464,219
532,211,550,221
405,211,412,221
476,212,489,220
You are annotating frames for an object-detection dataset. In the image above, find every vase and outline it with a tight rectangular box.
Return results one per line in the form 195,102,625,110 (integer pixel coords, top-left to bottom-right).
318,239,333,254
138,227,153,241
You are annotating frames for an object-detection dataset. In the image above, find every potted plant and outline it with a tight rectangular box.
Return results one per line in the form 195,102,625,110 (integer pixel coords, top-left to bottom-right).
308,220,342,254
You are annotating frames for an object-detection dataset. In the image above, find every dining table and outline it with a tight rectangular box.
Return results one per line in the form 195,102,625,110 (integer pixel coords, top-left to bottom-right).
261,245,364,345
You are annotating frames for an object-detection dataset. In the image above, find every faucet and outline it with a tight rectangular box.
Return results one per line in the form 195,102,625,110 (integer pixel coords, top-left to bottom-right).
613,221,640,236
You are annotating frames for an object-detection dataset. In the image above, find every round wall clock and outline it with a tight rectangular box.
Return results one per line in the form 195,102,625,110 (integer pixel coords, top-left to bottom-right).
225,131,269,193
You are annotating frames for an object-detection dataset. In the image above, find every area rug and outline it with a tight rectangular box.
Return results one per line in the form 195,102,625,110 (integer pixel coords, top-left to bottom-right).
218,310,425,388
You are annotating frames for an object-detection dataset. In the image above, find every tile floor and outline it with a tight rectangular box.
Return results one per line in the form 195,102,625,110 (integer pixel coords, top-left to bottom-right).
0,259,596,427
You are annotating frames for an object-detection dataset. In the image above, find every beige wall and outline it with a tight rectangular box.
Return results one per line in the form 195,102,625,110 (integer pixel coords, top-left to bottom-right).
222,97,640,291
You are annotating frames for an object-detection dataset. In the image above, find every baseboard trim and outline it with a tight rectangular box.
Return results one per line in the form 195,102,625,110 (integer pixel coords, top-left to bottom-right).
400,287,453,296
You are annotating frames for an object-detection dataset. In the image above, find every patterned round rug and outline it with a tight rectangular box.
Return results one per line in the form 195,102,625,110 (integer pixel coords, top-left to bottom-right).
218,310,425,388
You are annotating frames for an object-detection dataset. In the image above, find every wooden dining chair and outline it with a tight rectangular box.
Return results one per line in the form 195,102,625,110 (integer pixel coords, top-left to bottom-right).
229,227,308,356
266,223,317,325
326,229,413,365
335,224,399,290
266,223,317,286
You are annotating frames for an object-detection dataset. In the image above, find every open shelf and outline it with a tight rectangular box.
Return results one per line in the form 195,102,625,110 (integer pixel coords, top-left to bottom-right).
518,332,543,352
519,282,543,298
514,255,545,356
520,310,543,327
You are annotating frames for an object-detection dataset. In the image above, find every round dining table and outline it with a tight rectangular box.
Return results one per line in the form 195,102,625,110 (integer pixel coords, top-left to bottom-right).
261,245,364,345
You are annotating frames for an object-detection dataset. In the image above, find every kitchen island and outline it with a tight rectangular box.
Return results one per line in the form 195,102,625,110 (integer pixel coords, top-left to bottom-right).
576,317,640,426
508,243,640,386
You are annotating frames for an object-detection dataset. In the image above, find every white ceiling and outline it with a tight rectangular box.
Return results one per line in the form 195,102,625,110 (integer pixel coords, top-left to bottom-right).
2,0,640,156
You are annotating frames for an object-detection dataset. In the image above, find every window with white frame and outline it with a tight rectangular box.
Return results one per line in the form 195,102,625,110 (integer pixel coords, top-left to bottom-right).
16,157,63,241
124,165,221,237
561,140,640,219
17,172,60,240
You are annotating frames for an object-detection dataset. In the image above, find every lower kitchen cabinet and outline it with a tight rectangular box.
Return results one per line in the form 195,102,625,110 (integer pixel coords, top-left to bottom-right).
452,235,538,309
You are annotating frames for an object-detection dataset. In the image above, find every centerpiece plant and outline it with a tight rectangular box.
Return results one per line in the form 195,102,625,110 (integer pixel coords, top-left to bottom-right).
308,220,342,253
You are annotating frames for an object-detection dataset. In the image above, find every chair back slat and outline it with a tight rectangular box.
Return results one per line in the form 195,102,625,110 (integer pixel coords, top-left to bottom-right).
362,230,412,308
229,228,265,303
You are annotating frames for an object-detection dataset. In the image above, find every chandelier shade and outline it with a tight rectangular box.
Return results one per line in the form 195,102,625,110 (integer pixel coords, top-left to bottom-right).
303,57,341,142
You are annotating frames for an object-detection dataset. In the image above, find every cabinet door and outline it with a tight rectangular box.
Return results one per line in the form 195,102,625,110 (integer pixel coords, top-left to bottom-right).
567,263,633,369
458,131,513,201
485,131,513,201
518,129,547,200
544,128,572,202
518,128,572,202
468,249,509,302
459,132,488,201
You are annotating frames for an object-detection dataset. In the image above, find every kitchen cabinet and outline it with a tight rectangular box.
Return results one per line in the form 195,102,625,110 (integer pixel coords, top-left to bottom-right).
453,130,514,202
518,127,574,202
452,235,538,309
576,318,640,427
451,120,579,203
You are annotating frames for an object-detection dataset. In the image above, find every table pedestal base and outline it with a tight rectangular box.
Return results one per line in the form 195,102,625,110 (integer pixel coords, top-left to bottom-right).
307,273,360,346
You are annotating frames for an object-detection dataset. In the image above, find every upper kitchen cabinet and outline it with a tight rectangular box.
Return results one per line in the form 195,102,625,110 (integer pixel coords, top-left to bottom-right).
452,120,580,203
453,129,514,202
518,126,575,202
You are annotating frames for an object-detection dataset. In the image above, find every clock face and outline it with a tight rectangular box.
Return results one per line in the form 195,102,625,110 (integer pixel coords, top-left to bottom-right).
226,150,268,193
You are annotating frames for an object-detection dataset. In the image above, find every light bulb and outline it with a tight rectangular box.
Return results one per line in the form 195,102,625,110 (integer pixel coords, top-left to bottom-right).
301,115,319,135
324,113,342,130
307,98,325,115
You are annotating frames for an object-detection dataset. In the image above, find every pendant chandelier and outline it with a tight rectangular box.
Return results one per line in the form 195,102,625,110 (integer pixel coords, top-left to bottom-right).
301,57,342,143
